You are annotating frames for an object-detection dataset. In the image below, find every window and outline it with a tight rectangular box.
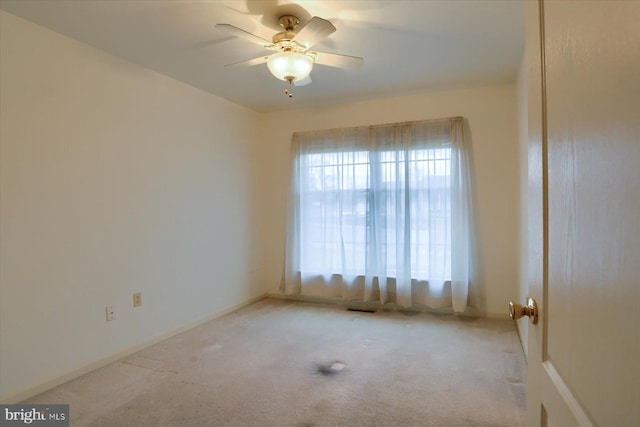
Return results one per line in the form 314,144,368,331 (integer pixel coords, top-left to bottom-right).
299,147,452,280
300,150,370,276
283,118,472,312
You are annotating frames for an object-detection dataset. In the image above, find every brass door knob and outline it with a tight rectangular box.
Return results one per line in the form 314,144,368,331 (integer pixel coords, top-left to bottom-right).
509,297,539,324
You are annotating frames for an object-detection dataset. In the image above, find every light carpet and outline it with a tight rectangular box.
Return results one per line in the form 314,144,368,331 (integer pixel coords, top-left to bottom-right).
26,298,526,426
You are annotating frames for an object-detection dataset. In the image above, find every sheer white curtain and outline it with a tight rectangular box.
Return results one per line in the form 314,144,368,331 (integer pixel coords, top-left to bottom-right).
282,117,472,312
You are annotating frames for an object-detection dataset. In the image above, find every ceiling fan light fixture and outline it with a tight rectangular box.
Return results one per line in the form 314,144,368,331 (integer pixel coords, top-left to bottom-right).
267,51,313,82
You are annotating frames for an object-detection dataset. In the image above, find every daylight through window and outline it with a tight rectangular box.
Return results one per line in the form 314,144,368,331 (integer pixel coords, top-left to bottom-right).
283,117,472,312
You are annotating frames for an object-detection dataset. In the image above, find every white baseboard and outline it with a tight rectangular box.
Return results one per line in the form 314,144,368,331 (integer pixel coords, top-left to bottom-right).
265,292,510,319
1,293,267,404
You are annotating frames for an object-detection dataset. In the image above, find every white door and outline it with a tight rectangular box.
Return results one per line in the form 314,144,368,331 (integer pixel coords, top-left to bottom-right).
525,1,640,426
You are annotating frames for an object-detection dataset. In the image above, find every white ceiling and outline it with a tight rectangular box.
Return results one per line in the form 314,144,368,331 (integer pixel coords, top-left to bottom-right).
0,0,525,113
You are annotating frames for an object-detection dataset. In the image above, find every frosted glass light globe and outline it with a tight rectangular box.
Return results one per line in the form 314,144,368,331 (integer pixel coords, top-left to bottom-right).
267,51,313,82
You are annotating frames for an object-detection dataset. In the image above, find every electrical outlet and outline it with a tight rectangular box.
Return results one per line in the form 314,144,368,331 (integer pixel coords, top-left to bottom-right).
106,306,116,321
133,292,142,307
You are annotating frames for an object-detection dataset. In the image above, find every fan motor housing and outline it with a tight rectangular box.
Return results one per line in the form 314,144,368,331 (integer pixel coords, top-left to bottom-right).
278,15,300,31
272,31,298,44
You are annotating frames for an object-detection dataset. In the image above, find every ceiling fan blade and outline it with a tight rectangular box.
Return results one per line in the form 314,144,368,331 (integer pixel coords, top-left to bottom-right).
313,51,364,70
224,55,269,68
215,24,273,48
294,76,312,87
292,17,336,49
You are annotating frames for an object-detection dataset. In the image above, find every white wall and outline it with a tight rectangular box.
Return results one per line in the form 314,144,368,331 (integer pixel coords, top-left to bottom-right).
257,84,521,317
516,52,529,357
0,12,263,401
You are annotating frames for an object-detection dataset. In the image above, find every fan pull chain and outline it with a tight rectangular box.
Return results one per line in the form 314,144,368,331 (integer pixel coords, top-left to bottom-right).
284,79,293,98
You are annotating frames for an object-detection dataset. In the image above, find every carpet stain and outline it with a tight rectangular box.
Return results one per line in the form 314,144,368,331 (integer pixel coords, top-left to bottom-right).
316,361,347,376
505,377,523,384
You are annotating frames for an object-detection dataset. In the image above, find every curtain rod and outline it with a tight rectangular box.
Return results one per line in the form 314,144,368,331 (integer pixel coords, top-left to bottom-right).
292,116,464,137
368,116,463,129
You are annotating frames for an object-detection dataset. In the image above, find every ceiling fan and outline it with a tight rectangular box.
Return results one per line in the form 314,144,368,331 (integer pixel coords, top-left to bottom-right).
215,15,364,97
